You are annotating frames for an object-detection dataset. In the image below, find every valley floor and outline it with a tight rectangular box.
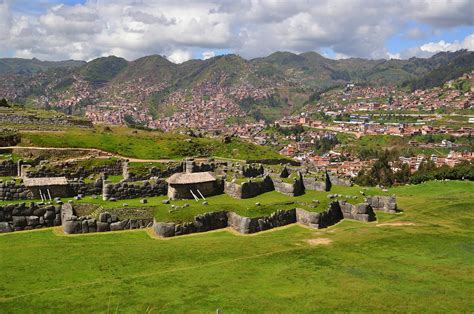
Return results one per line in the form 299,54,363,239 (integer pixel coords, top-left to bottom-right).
0,181,473,312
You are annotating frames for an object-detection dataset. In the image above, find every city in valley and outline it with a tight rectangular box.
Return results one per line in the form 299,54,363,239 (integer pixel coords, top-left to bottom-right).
0,0,473,313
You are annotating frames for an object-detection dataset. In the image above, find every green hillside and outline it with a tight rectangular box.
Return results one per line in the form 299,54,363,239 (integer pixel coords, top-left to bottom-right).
18,126,285,160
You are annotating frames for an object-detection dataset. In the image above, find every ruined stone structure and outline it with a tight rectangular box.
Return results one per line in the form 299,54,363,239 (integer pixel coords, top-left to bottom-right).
272,174,305,197
224,175,274,199
102,180,167,201
0,180,34,201
153,200,380,238
61,203,152,234
0,159,19,176
0,202,61,233
365,196,398,213
23,177,70,199
166,172,222,200
25,159,124,179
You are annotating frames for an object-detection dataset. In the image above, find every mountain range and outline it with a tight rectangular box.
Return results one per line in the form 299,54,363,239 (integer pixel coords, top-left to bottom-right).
0,49,472,119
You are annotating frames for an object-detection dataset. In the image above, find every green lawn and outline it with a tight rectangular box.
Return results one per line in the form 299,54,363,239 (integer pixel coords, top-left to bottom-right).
0,180,473,312
19,127,284,160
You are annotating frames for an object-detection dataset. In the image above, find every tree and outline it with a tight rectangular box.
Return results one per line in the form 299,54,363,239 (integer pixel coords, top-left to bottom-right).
0,98,10,108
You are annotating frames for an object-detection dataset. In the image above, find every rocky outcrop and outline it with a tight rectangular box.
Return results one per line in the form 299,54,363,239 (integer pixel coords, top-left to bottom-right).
365,196,397,213
0,202,61,232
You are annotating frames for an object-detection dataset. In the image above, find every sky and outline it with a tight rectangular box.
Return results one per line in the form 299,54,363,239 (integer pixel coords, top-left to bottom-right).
0,0,473,63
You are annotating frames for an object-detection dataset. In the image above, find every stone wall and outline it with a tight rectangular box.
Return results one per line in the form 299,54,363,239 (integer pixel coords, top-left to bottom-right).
296,201,376,229
0,129,20,147
68,179,103,197
127,163,183,181
302,177,329,192
0,180,33,201
0,159,18,176
328,174,352,187
25,159,124,179
0,202,61,233
227,209,296,234
153,211,228,237
272,175,305,196
365,196,397,213
338,201,376,222
61,203,152,234
102,180,167,200
224,175,274,199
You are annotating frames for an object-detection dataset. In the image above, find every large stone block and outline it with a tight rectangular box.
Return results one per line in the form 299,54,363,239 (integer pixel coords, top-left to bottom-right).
153,221,176,237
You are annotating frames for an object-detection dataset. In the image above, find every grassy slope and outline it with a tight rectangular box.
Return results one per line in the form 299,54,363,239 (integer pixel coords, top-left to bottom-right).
18,127,283,160
0,181,473,312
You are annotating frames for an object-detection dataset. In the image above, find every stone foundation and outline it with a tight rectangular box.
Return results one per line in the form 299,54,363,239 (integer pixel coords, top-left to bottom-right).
365,196,397,213
0,202,61,233
224,175,274,199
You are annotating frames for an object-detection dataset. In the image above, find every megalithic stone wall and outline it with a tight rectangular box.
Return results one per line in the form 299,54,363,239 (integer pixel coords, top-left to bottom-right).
0,202,61,233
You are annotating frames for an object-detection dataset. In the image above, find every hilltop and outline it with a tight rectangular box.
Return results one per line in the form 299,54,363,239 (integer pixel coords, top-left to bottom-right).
0,50,472,126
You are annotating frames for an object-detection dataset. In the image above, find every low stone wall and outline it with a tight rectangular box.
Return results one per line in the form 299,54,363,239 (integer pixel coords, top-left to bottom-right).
295,203,344,229
227,209,296,234
365,196,397,213
0,180,34,201
338,201,376,222
127,164,183,181
0,159,18,176
328,174,352,187
224,175,274,199
68,179,103,197
61,203,152,234
272,176,305,197
102,180,167,200
302,177,328,192
0,202,61,233
153,211,228,237
25,160,124,179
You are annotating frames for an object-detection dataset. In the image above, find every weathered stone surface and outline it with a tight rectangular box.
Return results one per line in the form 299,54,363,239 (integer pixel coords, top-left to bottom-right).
96,222,110,232
153,221,176,237
365,196,397,213
0,222,12,233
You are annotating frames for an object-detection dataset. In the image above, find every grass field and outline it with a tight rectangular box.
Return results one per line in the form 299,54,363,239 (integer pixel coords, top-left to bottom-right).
18,127,284,161
0,180,473,312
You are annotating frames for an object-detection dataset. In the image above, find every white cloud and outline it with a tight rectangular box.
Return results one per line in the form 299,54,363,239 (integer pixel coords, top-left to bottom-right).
1,0,473,61
167,49,192,63
202,50,216,60
400,33,474,58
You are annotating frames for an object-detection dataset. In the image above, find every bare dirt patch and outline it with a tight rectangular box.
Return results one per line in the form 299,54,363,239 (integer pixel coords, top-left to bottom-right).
306,238,332,246
377,221,415,227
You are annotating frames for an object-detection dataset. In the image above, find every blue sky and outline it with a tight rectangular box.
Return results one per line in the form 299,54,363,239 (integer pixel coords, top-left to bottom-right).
1,0,473,62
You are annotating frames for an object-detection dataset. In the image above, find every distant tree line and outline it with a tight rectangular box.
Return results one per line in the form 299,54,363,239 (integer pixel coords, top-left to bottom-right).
355,150,474,187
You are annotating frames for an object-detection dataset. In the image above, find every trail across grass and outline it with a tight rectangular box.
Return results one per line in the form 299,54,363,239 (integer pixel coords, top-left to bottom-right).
0,181,473,312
